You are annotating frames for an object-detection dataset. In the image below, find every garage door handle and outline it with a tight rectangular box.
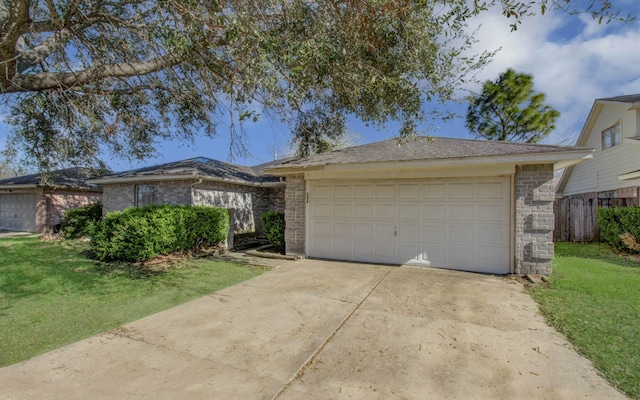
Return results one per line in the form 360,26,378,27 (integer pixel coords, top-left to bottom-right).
394,226,397,237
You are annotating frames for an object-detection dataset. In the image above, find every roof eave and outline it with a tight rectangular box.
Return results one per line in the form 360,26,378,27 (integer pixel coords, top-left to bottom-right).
87,173,284,188
265,150,594,175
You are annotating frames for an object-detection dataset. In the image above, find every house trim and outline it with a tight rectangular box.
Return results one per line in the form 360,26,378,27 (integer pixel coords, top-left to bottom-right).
88,174,285,188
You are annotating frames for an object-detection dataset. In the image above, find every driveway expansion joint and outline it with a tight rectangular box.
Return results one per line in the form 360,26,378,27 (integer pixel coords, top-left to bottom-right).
271,268,393,400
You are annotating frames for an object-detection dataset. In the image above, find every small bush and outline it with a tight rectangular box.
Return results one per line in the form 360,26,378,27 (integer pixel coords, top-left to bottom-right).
261,211,285,251
60,202,103,239
90,205,230,262
598,207,640,252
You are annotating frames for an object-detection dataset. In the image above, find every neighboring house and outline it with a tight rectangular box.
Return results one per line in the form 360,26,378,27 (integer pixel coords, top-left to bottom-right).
265,136,593,276
87,157,286,235
557,94,640,202
0,168,103,233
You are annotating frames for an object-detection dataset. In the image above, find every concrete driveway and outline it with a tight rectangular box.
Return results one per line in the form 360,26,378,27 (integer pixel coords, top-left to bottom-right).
0,259,625,399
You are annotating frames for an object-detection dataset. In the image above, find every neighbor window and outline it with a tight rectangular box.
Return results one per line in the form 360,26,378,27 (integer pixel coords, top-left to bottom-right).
135,184,156,207
601,123,621,150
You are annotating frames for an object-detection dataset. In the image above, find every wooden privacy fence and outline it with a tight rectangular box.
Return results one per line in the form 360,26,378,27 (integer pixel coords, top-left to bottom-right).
554,197,636,242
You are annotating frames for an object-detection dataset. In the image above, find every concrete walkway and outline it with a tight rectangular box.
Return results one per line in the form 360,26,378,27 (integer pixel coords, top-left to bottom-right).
0,260,626,399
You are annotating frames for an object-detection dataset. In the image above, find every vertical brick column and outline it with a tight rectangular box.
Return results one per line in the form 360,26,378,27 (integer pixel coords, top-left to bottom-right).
34,188,47,233
284,174,306,257
515,164,555,275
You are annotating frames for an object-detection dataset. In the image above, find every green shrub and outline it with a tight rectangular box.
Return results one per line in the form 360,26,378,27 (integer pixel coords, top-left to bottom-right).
90,205,230,262
60,202,103,239
261,211,285,251
598,207,640,252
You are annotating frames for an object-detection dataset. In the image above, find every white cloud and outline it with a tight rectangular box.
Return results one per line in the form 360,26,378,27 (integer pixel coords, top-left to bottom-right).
456,6,640,144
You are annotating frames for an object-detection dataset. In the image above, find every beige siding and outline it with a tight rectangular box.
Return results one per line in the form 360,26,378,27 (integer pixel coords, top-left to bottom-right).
563,104,640,196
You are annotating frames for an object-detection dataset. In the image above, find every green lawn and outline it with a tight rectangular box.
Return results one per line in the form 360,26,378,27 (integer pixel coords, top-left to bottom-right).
530,242,640,399
0,237,265,367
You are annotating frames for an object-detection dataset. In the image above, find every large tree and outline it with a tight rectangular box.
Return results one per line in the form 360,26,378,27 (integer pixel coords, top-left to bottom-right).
0,1,631,169
465,68,560,143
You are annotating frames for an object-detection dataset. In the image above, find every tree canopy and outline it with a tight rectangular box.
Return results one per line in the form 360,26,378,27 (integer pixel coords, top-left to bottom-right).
0,0,633,169
465,68,560,143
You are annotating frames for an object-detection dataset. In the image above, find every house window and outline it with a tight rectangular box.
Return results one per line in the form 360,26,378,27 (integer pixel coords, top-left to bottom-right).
135,184,156,207
601,123,621,150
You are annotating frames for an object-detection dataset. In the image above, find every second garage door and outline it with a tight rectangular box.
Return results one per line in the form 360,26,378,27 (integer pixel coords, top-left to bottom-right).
0,193,36,232
308,177,512,274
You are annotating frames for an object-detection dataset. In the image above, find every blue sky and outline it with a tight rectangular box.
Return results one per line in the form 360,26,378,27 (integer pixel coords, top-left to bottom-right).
3,3,640,171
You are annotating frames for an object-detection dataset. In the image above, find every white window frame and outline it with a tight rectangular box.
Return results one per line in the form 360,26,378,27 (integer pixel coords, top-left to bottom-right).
135,184,156,207
602,122,621,150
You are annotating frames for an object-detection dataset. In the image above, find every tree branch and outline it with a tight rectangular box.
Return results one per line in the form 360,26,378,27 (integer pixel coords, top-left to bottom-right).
5,54,178,92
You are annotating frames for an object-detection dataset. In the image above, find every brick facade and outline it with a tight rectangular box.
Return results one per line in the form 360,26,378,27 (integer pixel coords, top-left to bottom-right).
514,164,555,275
34,188,102,233
284,174,306,256
102,179,285,235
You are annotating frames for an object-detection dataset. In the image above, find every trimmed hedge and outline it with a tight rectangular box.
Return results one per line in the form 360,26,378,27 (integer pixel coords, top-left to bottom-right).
598,207,640,252
60,202,103,239
90,205,230,262
260,211,285,250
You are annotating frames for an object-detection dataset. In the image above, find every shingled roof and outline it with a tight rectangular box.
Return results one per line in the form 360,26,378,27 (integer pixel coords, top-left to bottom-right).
0,167,102,190
266,136,591,171
89,157,286,186
598,94,640,104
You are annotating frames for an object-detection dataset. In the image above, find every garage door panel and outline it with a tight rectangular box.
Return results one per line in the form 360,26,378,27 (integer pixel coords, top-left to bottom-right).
423,184,446,199
398,244,420,263
353,240,373,257
449,246,474,266
422,245,445,265
308,177,511,274
423,225,446,242
333,185,351,199
332,222,351,236
477,204,509,222
449,204,473,221
353,223,373,238
397,223,419,240
477,182,508,199
449,225,474,244
353,204,372,218
375,204,395,219
398,204,419,219
423,204,445,220
449,183,474,199
354,185,373,199
374,242,396,260
477,226,509,245
375,224,395,239
314,185,331,199
331,239,351,257
333,204,351,218
312,221,331,236
313,203,331,218
398,184,420,199
375,184,395,199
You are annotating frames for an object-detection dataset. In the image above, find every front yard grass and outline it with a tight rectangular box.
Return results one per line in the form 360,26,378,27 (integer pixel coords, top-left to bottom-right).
530,242,640,399
0,237,265,367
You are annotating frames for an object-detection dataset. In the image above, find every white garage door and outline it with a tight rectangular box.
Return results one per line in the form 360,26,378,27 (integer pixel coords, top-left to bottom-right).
0,193,36,232
308,177,512,274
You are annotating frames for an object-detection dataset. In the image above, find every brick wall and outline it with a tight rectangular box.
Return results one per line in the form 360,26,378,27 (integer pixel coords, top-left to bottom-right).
193,181,284,234
102,183,135,214
102,179,285,235
284,174,306,256
33,189,102,233
515,164,555,275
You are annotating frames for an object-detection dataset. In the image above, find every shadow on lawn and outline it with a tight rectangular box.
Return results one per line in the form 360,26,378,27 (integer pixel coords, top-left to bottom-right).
555,242,640,268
